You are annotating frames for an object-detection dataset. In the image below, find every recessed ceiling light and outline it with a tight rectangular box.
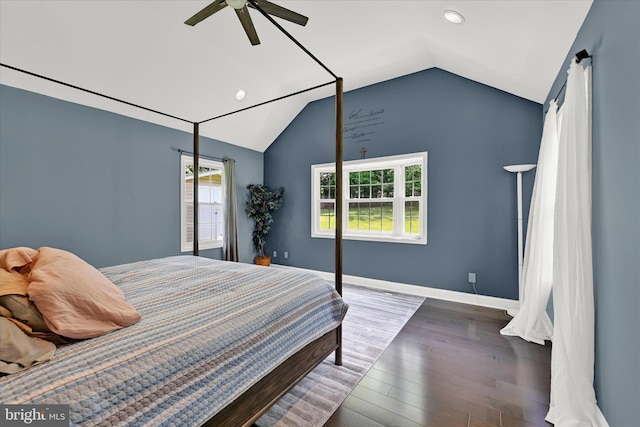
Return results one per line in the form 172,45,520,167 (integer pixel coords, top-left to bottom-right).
235,89,246,101
443,10,465,24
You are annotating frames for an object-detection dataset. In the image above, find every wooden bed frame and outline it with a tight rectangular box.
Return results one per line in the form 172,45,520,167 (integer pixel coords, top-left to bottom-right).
204,328,340,426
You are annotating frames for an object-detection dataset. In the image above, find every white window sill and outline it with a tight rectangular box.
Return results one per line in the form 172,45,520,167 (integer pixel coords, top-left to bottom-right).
180,241,223,252
311,233,426,245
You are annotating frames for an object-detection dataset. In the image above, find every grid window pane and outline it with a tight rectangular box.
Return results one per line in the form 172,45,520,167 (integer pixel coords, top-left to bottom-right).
371,170,382,184
199,224,213,241
380,202,393,231
212,187,222,203
199,186,211,203
348,202,393,232
357,206,370,230
348,203,359,230
348,169,395,200
349,171,359,185
320,202,335,230
350,186,359,199
320,172,335,200
360,171,371,185
383,168,394,184
200,205,213,223
320,172,335,185
405,164,422,197
404,200,420,234
372,184,382,198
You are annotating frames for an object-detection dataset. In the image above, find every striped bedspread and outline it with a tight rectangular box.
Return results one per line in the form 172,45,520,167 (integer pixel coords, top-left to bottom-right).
0,256,348,426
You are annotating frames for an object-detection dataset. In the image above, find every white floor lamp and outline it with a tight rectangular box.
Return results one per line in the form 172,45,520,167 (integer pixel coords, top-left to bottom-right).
504,164,536,317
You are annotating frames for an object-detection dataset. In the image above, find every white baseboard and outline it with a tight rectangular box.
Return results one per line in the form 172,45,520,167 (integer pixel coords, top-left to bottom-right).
273,264,519,312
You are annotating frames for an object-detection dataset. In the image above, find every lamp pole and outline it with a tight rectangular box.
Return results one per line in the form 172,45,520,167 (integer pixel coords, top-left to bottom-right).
504,164,536,316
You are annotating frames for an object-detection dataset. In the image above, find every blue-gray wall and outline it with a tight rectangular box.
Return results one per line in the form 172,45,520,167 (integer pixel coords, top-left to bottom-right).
543,1,640,424
264,68,542,300
0,84,263,267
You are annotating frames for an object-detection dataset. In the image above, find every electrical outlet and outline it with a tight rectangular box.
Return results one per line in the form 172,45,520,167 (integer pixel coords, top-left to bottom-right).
272,251,277,258
468,272,476,284
284,251,289,259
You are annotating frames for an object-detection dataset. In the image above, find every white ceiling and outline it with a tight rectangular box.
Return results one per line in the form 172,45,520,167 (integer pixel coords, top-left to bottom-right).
0,1,593,152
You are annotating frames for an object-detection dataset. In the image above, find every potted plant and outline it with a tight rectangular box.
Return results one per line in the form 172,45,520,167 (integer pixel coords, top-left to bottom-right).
245,184,284,266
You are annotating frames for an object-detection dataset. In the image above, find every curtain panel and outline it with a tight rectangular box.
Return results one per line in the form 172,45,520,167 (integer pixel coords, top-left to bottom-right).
500,101,558,345
223,158,239,262
545,59,608,427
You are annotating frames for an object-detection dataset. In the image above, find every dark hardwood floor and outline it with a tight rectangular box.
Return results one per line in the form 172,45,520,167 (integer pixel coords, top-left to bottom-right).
324,297,552,427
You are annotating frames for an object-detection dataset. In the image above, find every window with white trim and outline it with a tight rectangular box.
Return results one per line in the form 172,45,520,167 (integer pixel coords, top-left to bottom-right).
181,155,224,252
311,152,427,244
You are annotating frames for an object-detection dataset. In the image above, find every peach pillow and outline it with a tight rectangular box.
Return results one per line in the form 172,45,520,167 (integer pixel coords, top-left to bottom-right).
28,247,141,339
0,267,29,296
0,267,51,333
0,246,37,273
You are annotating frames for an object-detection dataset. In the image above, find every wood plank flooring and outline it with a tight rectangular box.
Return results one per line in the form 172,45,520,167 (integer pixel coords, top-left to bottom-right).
324,297,552,427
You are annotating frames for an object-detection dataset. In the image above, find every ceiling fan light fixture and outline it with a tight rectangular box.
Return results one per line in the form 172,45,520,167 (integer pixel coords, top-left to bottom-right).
235,89,246,101
443,10,465,24
184,0,308,46
227,0,248,10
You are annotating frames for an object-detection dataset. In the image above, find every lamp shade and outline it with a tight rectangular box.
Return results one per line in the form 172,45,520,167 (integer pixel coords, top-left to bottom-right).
504,164,537,173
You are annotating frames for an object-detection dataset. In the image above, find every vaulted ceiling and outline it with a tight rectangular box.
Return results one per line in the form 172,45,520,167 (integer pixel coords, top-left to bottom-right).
0,1,593,152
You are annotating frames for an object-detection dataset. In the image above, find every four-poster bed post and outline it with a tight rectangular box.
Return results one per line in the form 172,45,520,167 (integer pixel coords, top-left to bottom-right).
193,122,200,256
335,77,343,365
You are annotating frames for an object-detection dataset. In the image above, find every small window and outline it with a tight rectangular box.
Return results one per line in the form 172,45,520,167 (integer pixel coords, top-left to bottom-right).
311,152,427,244
181,155,224,252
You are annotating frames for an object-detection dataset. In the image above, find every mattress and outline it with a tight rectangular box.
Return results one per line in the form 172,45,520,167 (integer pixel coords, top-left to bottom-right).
0,256,348,426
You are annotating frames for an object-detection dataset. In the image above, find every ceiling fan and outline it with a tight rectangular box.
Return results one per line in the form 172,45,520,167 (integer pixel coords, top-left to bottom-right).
184,0,309,46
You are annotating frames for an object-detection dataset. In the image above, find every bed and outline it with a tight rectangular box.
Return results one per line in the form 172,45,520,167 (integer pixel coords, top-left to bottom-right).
0,255,348,426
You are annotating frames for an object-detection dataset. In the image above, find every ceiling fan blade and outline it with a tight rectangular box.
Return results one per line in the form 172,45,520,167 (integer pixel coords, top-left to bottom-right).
235,6,260,45
185,0,227,26
249,0,308,26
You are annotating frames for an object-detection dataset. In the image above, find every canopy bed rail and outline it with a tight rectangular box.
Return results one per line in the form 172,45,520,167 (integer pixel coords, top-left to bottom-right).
0,63,192,124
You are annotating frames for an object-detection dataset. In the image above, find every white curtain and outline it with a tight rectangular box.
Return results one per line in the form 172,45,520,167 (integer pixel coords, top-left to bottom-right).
545,59,608,426
500,100,558,345
223,158,239,262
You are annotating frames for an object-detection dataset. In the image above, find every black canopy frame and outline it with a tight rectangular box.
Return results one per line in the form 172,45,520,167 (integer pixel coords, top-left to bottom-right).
0,0,344,366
